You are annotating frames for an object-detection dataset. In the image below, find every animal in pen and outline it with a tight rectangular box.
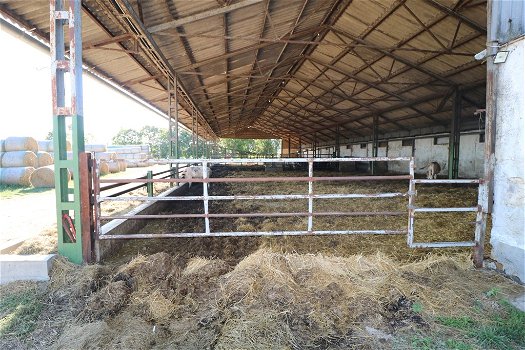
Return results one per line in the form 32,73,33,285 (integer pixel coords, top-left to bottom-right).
181,166,213,188
420,162,441,179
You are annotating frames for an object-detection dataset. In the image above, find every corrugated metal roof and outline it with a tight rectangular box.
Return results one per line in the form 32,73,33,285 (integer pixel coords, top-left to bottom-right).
0,0,487,145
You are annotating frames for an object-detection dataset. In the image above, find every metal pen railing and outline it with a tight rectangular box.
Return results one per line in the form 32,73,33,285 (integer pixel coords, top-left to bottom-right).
95,157,414,239
92,157,485,261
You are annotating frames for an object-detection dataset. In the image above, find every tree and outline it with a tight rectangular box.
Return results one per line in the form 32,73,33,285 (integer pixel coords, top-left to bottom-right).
140,125,169,158
112,128,142,145
45,131,53,140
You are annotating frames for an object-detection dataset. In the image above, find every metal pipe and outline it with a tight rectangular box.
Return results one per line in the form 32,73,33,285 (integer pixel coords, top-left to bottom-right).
413,207,479,212
156,156,413,163
100,211,406,220
99,229,407,239
98,192,407,203
98,175,413,184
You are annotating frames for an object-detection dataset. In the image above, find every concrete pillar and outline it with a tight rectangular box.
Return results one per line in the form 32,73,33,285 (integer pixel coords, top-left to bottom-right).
487,0,525,282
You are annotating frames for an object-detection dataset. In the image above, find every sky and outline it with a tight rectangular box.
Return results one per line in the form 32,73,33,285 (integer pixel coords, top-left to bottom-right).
0,19,167,143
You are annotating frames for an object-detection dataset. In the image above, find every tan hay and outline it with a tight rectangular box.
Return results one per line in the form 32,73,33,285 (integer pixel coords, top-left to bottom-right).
1,150,38,167
30,165,70,188
36,151,54,167
4,136,38,152
117,159,127,172
0,166,35,186
99,161,110,175
107,160,120,173
95,151,116,161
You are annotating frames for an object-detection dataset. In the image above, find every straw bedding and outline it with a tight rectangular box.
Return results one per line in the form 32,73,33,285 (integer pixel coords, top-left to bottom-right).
2,168,522,349
3,249,519,350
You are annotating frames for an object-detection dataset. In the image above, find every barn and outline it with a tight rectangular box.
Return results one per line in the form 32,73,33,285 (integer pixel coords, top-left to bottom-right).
0,0,524,347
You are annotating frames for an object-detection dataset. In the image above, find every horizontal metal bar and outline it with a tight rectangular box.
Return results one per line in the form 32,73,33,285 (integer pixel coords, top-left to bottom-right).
99,229,407,239
98,192,406,202
410,241,476,248
414,207,479,212
100,211,406,220
412,179,482,184
158,157,413,164
98,175,412,184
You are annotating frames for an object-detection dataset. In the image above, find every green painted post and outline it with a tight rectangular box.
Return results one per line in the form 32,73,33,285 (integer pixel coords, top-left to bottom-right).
147,171,153,197
51,0,86,264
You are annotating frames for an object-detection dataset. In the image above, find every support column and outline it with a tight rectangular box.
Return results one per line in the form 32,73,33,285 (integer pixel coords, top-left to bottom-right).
335,125,341,158
486,0,525,281
371,116,378,175
288,136,291,158
50,0,86,264
448,89,461,179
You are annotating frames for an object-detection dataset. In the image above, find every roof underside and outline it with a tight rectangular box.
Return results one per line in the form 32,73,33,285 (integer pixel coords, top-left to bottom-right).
0,0,487,144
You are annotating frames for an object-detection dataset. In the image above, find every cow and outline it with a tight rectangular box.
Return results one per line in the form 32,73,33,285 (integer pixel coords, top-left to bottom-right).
420,162,441,179
181,166,212,188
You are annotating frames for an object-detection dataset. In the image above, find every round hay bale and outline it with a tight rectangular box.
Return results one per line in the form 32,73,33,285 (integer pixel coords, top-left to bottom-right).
86,144,107,152
126,160,137,168
117,159,127,172
0,139,5,152
38,140,51,151
1,151,38,168
30,165,70,188
4,136,38,152
0,167,35,186
37,151,54,167
0,152,4,164
99,161,110,175
137,161,148,167
95,152,116,161
107,161,120,173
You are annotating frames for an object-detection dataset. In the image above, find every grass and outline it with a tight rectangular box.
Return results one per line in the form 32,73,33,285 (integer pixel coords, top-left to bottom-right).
0,290,43,338
433,296,525,350
0,183,52,199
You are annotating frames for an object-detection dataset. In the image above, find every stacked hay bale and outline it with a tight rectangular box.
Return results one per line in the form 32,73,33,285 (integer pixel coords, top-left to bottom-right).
0,137,38,186
106,144,153,168
84,144,124,175
30,164,72,188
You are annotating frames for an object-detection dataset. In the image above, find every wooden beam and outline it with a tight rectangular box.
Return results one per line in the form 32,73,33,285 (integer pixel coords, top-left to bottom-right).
148,0,263,33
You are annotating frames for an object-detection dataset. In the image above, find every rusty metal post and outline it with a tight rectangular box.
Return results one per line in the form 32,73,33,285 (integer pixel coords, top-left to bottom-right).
79,152,94,263
371,116,378,175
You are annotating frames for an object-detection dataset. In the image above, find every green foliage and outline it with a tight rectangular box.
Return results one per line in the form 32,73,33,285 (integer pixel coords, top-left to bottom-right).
445,339,472,350
411,336,435,350
435,299,525,350
485,287,501,298
112,128,142,145
0,290,43,337
44,131,53,140
111,127,280,159
437,316,476,330
0,184,52,199
218,138,280,156
412,301,423,314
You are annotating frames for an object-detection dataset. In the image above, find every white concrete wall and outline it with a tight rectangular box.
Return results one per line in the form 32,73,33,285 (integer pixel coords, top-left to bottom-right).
459,134,485,178
490,36,525,282
387,140,412,173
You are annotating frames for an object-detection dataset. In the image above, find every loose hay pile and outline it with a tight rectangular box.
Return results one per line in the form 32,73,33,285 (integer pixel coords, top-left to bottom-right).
3,250,522,349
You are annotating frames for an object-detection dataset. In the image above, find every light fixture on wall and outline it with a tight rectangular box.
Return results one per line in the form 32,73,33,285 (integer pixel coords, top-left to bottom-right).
474,48,509,64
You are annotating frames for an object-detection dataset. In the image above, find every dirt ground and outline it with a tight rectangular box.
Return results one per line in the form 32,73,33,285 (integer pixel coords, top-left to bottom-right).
1,166,523,350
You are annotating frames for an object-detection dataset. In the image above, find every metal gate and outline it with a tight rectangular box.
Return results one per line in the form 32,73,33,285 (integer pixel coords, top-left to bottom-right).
84,156,485,264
